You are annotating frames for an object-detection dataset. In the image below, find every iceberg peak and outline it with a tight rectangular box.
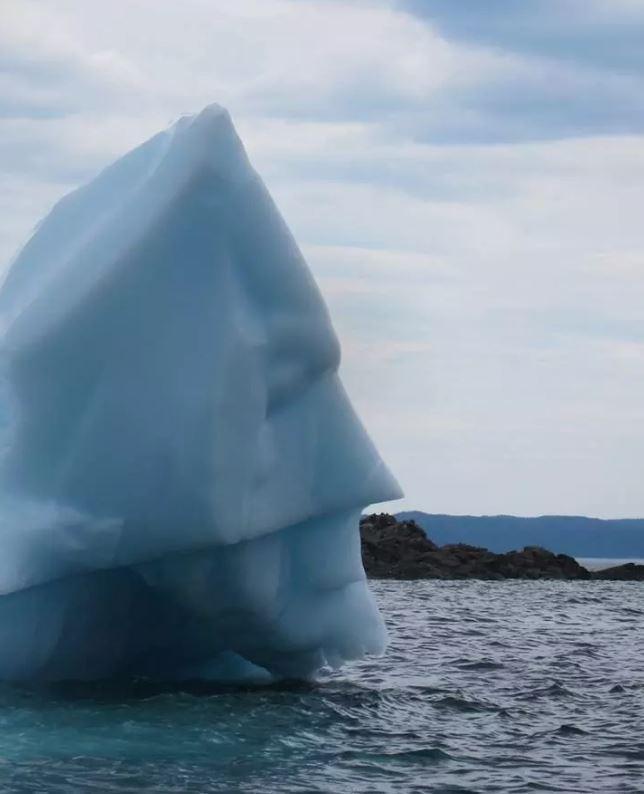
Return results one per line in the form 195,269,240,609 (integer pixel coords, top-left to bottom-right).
0,106,401,682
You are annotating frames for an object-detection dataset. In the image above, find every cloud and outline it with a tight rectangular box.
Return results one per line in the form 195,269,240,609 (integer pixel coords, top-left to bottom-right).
0,1,146,118
397,0,644,143
401,0,644,74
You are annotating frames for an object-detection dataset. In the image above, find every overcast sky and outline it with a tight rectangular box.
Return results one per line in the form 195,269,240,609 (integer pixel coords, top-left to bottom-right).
2,0,644,518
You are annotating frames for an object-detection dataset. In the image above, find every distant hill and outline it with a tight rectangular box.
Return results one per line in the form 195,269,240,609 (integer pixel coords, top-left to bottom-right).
397,512,644,558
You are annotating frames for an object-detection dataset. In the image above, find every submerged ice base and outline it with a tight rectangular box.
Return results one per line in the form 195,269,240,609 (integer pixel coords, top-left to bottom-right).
0,509,384,682
0,105,401,682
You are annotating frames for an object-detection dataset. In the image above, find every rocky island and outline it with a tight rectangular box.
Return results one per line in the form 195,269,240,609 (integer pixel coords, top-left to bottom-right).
360,513,644,581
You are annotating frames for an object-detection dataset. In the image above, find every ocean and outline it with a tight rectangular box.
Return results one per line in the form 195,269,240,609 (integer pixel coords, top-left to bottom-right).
0,579,641,793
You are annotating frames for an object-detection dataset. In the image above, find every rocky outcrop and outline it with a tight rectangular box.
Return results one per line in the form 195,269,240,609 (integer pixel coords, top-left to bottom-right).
360,513,593,580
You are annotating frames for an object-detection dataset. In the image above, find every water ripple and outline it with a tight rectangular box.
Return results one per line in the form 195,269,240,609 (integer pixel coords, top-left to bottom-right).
0,580,641,792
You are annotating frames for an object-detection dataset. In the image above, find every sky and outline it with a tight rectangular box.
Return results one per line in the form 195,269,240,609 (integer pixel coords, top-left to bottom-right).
1,0,644,518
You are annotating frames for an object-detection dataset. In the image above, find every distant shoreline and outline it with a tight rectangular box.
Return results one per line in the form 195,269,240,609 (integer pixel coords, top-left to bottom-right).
576,557,644,571
396,510,644,560
361,514,644,581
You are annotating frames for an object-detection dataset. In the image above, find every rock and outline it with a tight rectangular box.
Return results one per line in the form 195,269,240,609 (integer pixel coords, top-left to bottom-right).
360,514,440,579
360,514,593,581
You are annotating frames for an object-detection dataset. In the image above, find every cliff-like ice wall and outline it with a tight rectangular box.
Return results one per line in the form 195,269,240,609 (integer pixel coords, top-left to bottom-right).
0,105,400,681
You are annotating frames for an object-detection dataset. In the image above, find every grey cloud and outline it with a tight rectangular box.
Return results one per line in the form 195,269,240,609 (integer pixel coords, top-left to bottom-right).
396,0,644,143
401,0,644,74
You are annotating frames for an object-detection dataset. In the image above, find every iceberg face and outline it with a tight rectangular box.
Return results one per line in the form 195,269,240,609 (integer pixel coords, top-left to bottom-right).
0,105,401,682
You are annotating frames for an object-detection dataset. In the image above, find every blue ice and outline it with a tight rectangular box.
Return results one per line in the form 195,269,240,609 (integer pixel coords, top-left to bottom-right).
0,105,401,681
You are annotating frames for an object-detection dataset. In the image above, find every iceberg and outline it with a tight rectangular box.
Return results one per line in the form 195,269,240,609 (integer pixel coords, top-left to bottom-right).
0,105,401,682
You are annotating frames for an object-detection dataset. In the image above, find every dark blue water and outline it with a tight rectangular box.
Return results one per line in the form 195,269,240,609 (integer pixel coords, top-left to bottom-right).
0,580,642,793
